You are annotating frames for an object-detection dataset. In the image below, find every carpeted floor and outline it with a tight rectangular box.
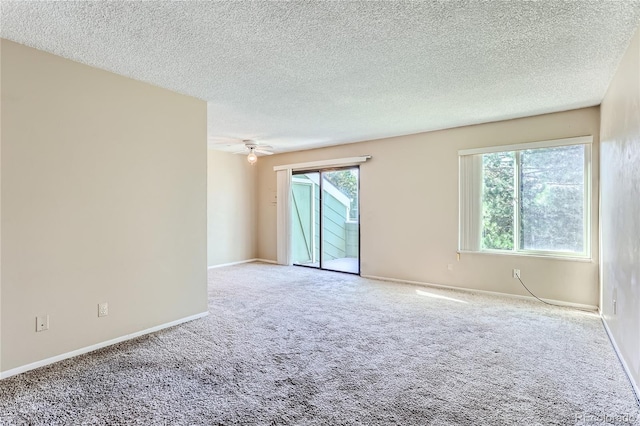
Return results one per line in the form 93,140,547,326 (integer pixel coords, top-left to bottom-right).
0,263,638,425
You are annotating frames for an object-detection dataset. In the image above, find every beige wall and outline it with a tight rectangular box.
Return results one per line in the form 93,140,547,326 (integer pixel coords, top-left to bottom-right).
600,27,640,394
1,40,207,373
0,44,3,371
207,150,257,266
258,107,600,306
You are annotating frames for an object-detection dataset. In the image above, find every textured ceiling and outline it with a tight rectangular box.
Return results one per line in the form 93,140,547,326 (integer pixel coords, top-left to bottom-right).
2,1,640,153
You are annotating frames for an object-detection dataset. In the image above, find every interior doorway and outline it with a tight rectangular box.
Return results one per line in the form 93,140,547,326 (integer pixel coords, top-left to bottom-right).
291,167,360,274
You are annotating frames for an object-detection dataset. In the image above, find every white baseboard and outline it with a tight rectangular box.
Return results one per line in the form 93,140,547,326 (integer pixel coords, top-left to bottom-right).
361,274,599,312
207,258,278,269
601,318,640,404
208,259,258,269
0,311,209,380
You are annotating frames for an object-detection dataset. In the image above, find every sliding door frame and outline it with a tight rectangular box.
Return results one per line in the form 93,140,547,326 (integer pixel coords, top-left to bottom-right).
292,165,360,275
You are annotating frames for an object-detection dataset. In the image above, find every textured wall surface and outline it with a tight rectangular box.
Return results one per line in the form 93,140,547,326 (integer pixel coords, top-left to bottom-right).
207,150,257,266
257,107,600,306
600,27,640,395
1,40,207,372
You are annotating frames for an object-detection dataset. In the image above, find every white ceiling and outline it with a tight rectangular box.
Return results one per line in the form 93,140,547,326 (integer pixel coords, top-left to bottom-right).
1,1,639,153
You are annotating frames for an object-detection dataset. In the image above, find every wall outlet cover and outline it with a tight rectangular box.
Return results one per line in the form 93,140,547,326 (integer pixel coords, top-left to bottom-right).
36,315,49,332
98,302,109,317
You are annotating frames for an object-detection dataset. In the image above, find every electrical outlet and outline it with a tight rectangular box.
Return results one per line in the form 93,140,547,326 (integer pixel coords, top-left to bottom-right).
98,302,108,317
512,269,521,279
36,315,49,332
447,263,453,271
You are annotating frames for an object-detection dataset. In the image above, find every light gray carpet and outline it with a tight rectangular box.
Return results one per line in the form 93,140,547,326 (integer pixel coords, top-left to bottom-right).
1,263,638,425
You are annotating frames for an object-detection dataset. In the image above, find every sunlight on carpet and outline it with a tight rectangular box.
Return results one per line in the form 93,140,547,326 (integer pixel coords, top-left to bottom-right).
1,263,638,425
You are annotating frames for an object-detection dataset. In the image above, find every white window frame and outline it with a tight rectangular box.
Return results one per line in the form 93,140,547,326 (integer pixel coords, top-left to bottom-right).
459,136,592,260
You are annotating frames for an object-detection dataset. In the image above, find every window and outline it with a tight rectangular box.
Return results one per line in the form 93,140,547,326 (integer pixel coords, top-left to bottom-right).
459,136,591,258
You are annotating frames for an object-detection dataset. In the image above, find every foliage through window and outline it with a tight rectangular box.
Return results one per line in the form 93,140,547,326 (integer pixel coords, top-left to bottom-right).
460,139,590,257
324,169,359,221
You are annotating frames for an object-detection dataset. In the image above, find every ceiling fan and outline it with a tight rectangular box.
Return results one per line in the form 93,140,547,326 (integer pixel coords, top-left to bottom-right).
233,140,274,165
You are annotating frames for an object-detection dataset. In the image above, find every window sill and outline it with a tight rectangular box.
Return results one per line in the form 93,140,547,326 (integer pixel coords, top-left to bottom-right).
457,250,594,263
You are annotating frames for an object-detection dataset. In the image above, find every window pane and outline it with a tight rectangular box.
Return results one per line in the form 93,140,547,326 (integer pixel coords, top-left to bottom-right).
321,169,359,274
291,173,320,267
482,152,515,250
519,145,585,253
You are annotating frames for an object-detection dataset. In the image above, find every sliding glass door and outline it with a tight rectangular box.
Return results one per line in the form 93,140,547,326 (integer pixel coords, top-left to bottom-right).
291,167,359,274
321,169,359,273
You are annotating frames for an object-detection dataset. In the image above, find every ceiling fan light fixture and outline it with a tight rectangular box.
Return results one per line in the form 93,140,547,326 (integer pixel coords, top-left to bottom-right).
247,148,258,165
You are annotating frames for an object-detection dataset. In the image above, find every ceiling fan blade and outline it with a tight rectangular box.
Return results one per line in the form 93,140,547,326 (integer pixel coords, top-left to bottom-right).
232,150,248,155
255,149,273,155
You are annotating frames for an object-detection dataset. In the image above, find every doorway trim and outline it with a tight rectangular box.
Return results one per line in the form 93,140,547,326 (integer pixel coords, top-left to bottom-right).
274,156,371,172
